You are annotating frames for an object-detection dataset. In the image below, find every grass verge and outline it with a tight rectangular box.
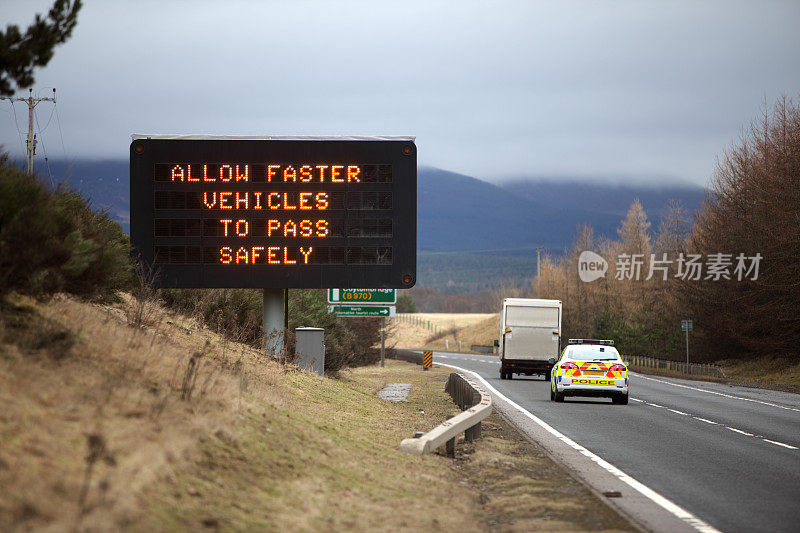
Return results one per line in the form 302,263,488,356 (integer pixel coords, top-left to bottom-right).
1,295,633,531
388,313,500,353
717,355,800,392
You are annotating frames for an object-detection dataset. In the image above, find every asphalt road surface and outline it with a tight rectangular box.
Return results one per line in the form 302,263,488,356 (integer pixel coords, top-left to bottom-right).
434,352,800,533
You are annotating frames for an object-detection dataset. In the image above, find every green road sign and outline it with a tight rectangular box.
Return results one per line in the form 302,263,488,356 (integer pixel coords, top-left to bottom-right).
327,289,396,304
328,305,396,317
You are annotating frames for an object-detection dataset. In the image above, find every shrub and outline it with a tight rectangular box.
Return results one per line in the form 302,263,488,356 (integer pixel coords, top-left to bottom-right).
162,288,381,374
396,293,416,313
0,155,131,300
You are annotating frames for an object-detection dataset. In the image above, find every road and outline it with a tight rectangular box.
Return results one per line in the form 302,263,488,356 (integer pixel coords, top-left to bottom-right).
433,352,800,533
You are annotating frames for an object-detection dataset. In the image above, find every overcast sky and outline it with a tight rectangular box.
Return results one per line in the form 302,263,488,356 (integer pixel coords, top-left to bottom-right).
2,0,799,186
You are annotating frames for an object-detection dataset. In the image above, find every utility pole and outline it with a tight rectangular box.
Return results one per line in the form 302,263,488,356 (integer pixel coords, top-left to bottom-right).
1,88,57,176
536,247,544,278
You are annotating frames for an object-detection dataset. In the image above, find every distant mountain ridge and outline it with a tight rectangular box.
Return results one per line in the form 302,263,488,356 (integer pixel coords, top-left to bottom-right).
419,167,706,254
501,177,707,222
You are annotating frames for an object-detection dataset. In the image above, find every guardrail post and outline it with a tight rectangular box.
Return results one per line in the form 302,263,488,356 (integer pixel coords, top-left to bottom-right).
445,437,455,456
445,414,456,456
465,423,481,442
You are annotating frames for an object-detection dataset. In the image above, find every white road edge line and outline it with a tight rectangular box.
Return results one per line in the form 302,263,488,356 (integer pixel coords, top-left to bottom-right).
725,426,754,437
633,373,800,413
435,361,721,533
763,439,799,450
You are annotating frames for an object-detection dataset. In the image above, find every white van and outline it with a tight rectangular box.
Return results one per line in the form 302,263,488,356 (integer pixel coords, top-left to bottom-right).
496,298,562,380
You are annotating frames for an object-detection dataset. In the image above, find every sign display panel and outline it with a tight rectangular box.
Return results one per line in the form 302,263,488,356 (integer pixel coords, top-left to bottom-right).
327,288,396,304
328,305,396,317
130,137,416,288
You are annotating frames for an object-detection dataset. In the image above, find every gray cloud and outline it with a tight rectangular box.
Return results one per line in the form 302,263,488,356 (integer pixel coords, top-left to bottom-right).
2,0,799,185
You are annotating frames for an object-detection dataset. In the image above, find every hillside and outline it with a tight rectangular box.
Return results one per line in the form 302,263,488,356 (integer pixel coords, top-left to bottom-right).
501,178,706,224
418,168,608,252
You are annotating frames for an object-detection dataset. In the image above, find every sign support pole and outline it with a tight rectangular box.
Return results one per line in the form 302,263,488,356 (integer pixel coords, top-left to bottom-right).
380,316,386,367
263,288,285,357
685,327,689,365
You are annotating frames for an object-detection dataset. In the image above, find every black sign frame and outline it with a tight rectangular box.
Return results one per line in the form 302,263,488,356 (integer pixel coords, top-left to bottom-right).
130,137,416,289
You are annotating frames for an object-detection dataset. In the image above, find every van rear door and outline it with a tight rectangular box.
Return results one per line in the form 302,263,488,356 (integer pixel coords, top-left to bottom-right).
504,305,560,360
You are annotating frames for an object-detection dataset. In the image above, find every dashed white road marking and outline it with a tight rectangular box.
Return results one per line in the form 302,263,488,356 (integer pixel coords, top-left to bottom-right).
668,408,689,416
694,417,718,425
725,426,754,437
436,361,721,533
633,373,800,413
635,397,797,450
763,439,799,450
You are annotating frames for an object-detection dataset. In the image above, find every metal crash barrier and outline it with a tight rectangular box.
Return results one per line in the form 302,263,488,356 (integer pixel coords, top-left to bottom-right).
624,354,726,379
400,372,492,456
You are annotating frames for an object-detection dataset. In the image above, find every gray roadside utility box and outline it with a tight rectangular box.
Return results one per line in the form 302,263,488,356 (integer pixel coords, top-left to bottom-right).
295,327,325,375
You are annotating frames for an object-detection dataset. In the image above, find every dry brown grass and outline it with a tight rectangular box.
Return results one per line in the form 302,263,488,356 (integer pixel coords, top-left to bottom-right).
0,294,249,531
718,355,800,390
455,413,633,532
390,313,498,351
0,295,632,532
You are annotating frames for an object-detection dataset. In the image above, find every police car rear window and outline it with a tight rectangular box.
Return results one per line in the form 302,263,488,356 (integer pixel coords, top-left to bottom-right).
568,346,620,361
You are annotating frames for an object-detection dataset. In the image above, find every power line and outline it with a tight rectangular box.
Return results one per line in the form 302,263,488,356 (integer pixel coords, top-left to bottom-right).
54,100,68,160
6,100,27,156
34,104,54,187
35,87,58,134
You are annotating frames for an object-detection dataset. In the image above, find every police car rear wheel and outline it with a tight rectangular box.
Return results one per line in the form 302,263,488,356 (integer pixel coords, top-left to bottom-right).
554,390,565,402
612,393,628,405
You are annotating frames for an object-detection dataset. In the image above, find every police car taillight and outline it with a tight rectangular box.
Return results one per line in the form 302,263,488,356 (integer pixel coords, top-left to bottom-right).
610,364,626,372
561,362,579,370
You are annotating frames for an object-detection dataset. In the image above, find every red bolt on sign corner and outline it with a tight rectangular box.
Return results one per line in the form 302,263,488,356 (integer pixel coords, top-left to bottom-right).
423,351,433,370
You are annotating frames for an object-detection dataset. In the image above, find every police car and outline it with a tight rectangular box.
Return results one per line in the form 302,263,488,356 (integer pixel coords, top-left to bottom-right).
550,339,629,404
